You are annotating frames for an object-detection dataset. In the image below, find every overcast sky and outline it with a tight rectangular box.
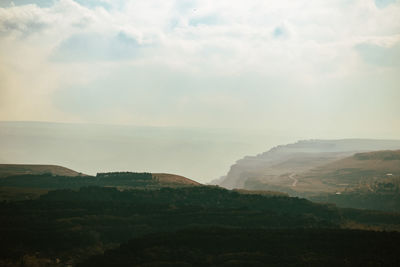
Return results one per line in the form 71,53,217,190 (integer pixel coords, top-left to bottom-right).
0,0,399,139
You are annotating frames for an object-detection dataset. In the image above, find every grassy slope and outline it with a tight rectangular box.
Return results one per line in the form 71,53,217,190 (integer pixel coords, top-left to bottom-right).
296,150,400,194
152,173,201,186
246,150,400,195
0,164,85,177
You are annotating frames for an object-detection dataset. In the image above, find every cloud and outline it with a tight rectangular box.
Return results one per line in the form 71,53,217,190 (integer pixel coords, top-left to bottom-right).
0,4,50,35
356,42,400,67
0,0,399,136
51,32,143,62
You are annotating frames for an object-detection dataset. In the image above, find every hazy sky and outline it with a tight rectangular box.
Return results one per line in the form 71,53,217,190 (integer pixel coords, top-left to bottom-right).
0,0,399,138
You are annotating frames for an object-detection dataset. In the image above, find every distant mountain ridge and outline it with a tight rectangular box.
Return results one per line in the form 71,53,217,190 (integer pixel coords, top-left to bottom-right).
217,139,400,190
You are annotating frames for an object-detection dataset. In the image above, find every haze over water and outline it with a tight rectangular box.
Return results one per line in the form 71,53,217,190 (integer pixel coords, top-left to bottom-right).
0,121,298,182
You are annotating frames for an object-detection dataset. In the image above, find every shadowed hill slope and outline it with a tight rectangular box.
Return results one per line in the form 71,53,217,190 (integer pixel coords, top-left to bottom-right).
1,183,400,265
0,171,202,201
78,228,400,267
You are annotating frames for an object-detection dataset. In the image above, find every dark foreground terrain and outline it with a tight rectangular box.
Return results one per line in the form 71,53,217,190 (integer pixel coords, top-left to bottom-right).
0,171,400,266
80,228,400,267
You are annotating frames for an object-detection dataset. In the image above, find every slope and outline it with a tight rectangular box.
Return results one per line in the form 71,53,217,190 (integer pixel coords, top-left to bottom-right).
0,164,85,177
152,173,201,186
217,139,400,190
296,150,400,194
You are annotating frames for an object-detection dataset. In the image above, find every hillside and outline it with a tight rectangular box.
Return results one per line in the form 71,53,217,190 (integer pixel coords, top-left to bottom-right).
295,150,400,194
0,171,201,201
152,173,201,186
302,150,400,211
242,149,400,195
79,228,400,267
0,164,85,177
236,149,400,212
217,139,400,190
2,186,400,265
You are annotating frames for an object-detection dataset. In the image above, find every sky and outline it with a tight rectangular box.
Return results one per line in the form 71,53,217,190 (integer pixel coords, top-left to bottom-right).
0,0,400,139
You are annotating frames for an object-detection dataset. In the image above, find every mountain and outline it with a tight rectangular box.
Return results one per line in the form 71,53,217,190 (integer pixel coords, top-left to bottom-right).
0,164,85,177
217,139,400,190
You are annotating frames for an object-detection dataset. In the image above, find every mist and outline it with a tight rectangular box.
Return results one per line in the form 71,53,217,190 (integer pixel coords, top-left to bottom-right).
0,121,299,182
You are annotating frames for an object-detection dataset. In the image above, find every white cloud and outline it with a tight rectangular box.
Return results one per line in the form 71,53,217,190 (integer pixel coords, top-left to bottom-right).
0,0,399,137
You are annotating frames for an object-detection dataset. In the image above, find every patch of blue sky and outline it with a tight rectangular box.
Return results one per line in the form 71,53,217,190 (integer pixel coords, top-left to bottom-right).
51,32,142,62
167,17,180,30
189,14,220,27
175,0,197,13
0,0,113,9
72,0,111,10
273,27,285,38
356,42,400,67
375,0,398,8
0,0,55,7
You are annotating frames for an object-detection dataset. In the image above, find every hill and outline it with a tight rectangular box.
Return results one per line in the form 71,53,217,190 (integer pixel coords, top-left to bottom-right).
295,150,400,194
302,150,400,211
0,171,201,201
152,173,201,186
0,164,85,177
216,139,400,190
1,186,400,265
232,149,400,212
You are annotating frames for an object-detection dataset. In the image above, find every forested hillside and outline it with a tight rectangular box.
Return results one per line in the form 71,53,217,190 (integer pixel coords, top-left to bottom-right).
79,228,400,266
1,186,400,266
